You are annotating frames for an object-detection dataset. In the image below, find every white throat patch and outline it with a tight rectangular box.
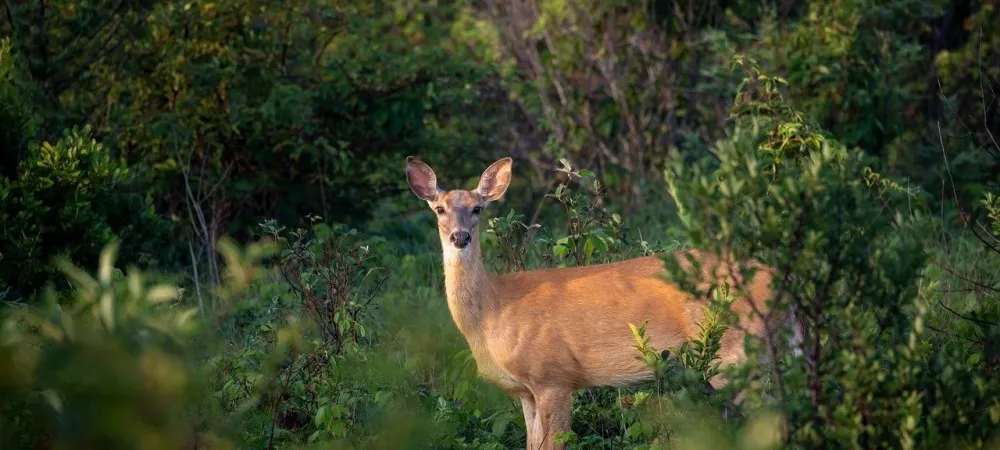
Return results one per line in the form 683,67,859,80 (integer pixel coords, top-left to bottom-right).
442,244,472,265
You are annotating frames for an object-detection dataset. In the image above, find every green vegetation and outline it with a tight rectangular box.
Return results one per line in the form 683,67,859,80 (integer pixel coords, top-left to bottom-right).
1,0,999,448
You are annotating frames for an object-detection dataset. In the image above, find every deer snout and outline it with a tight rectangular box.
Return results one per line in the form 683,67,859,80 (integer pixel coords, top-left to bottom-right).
449,231,471,249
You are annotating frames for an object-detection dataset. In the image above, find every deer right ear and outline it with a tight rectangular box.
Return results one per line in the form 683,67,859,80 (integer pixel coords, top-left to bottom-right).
406,156,440,201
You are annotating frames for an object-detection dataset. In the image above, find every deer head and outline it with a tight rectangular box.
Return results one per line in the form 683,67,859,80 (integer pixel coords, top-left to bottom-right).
405,156,512,262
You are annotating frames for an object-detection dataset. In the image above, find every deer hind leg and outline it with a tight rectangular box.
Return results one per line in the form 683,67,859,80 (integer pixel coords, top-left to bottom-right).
710,329,752,420
531,387,573,450
710,328,747,388
518,393,539,449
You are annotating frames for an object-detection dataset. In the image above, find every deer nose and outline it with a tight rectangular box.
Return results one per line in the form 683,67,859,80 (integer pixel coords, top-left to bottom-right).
450,231,471,248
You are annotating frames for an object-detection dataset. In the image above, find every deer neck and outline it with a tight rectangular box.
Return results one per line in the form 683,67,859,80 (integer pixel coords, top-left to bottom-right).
441,239,498,339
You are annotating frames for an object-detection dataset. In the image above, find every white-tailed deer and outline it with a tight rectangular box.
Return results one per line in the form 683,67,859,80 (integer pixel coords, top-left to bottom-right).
405,156,778,449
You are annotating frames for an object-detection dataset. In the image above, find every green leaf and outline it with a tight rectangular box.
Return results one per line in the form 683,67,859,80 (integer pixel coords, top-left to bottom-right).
491,415,511,437
315,405,329,427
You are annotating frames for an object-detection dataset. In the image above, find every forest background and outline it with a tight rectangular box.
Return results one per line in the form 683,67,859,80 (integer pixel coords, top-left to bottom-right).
2,0,1000,448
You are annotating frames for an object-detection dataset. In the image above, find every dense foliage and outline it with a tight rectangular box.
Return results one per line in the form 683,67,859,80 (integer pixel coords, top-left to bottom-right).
2,0,1000,448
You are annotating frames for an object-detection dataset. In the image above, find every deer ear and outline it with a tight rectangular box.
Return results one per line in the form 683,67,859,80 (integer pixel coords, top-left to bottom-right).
476,157,512,202
406,156,439,201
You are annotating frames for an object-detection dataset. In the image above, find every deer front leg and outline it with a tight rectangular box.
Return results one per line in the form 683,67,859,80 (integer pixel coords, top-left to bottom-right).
532,387,573,450
519,393,539,449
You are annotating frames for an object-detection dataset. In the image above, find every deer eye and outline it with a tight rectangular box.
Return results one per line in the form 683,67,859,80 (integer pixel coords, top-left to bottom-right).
472,206,482,215
435,206,445,215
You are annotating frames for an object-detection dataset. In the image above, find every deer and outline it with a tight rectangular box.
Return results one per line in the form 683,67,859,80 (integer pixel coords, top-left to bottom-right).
405,156,780,450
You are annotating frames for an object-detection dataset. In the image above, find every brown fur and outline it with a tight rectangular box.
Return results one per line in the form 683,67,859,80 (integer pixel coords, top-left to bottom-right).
406,156,776,449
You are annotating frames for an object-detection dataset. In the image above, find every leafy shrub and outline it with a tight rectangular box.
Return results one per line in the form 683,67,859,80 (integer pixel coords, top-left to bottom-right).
0,243,201,449
656,59,1000,449
0,126,174,302
260,217,390,353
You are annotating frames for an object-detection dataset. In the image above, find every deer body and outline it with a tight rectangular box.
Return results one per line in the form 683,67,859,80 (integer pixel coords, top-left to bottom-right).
407,157,775,449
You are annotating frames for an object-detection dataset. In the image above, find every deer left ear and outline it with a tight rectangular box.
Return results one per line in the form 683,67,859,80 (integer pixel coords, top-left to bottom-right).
476,157,512,202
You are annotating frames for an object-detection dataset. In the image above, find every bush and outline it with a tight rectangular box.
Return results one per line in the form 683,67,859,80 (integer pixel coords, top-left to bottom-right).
0,126,175,302
0,243,200,449
204,219,395,447
656,59,1000,448
260,217,390,353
